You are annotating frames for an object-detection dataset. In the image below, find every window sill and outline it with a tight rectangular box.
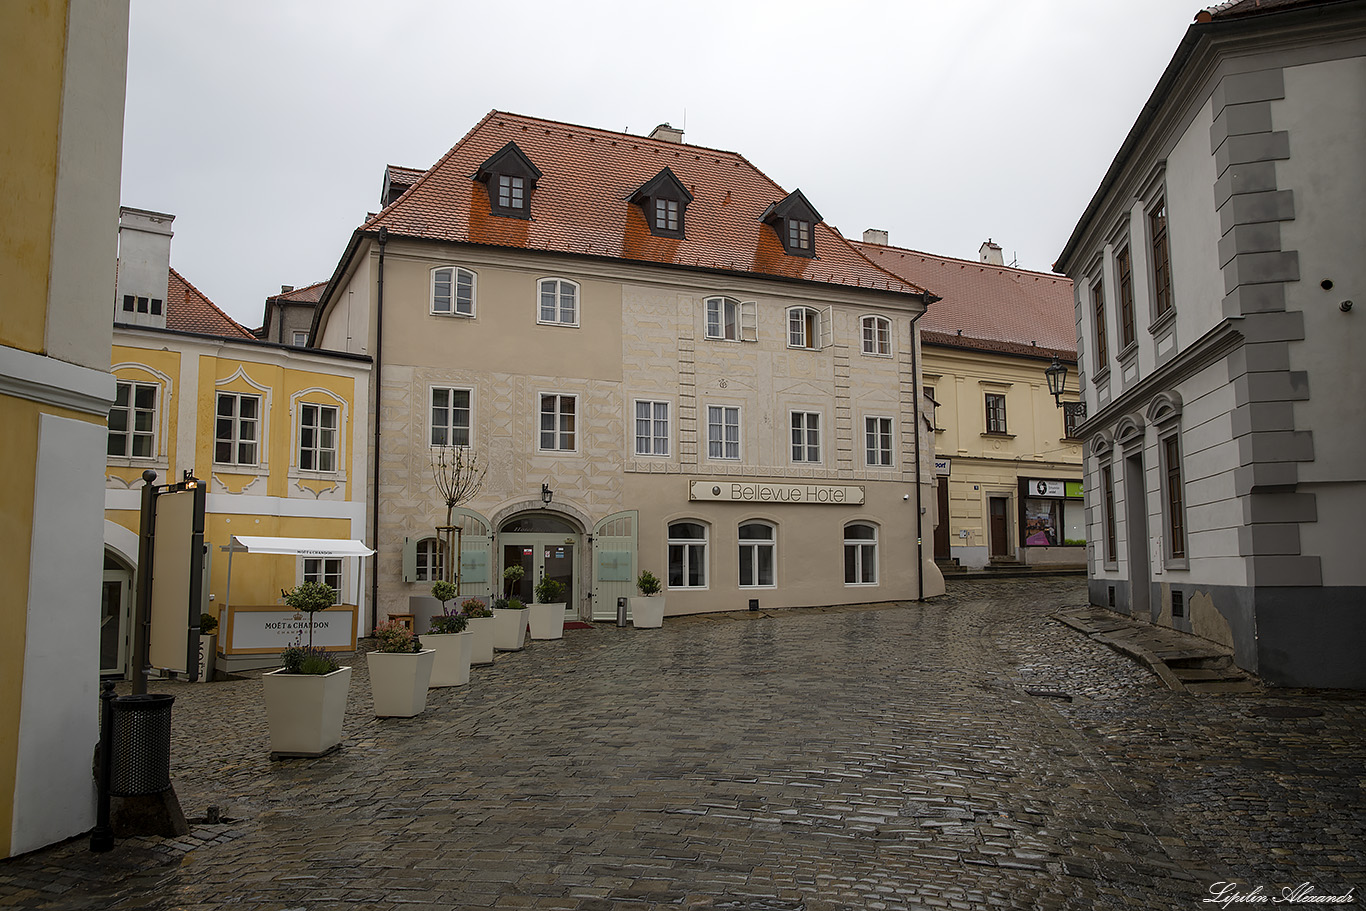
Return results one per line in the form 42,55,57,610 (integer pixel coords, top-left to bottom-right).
212,462,269,477
1092,364,1111,386
1148,307,1177,335
290,468,346,483
107,456,167,471
1164,557,1190,572
431,310,475,319
860,351,893,359
536,320,580,329
1116,341,1139,363
980,432,1016,440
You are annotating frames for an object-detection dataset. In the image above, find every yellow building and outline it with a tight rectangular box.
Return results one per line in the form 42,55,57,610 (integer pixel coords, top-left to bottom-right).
104,209,372,676
1,0,130,859
856,237,1084,570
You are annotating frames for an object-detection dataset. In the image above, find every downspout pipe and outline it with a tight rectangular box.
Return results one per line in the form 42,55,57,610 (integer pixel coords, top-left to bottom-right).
910,302,930,601
370,227,387,632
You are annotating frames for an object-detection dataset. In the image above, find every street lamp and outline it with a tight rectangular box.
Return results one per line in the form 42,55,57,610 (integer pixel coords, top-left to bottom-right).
541,483,553,507
1045,356,1068,408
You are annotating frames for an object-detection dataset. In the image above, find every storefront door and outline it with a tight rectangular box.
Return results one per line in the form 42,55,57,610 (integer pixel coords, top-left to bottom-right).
498,512,582,618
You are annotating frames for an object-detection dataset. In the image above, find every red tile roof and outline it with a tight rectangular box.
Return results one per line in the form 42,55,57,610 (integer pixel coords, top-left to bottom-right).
854,242,1076,361
267,280,327,304
167,268,255,339
1201,0,1335,20
362,112,929,300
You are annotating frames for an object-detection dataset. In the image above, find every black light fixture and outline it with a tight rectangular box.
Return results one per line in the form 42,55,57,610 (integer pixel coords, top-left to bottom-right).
540,483,553,507
1045,355,1068,408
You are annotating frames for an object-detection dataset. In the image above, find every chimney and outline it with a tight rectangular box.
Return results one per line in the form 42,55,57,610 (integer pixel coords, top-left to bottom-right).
979,239,1004,266
115,207,174,329
863,228,889,246
648,122,684,144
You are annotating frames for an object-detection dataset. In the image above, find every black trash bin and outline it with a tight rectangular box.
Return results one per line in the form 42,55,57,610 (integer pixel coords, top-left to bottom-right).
108,694,174,797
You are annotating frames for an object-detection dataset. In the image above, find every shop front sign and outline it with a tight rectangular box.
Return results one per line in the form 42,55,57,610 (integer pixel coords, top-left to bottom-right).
689,480,865,505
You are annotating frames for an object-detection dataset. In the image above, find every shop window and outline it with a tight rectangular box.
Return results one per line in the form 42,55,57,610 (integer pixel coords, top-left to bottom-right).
430,387,472,447
667,521,708,589
738,522,775,588
843,523,878,585
1024,497,1062,546
108,381,158,459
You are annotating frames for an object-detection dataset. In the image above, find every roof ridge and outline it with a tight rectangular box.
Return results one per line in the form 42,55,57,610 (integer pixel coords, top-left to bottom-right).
485,109,751,160
267,278,329,300
170,267,254,338
854,240,1067,282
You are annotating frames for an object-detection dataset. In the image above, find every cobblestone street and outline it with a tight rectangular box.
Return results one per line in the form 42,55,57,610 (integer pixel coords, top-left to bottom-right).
3,577,1362,910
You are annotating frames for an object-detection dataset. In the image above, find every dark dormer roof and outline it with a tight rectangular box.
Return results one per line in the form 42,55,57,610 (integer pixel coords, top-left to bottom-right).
630,166,694,238
382,165,425,208
761,189,822,258
472,141,542,219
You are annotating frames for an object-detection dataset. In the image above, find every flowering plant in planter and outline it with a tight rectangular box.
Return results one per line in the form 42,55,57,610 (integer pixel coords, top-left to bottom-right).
374,619,423,653
462,597,492,619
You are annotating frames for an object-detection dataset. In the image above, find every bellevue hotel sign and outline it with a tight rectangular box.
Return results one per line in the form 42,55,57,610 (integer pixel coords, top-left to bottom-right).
689,480,865,505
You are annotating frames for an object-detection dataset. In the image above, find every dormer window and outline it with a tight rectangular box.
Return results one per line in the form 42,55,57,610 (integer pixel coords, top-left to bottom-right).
630,167,693,238
762,189,821,258
473,141,541,219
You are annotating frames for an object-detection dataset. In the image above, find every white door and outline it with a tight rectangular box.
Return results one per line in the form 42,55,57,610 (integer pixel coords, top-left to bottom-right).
592,511,638,620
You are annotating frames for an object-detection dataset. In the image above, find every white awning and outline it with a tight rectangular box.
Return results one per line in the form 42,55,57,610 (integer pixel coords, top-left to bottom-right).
229,536,374,558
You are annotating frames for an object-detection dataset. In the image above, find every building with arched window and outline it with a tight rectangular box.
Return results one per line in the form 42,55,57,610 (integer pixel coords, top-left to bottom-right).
314,113,946,623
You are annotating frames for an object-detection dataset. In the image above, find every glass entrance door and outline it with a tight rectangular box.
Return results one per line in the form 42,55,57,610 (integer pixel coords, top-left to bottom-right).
101,567,132,677
501,536,577,617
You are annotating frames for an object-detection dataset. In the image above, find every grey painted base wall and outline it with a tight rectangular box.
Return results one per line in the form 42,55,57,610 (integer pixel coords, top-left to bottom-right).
1089,577,1366,689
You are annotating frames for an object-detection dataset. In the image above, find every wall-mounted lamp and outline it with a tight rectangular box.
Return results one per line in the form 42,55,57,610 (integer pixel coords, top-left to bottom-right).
541,483,553,507
1045,356,1068,408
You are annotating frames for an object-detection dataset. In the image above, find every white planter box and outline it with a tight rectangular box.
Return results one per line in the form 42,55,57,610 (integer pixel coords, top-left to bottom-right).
468,615,495,664
493,608,530,651
262,666,352,758
425,631,472,687
630,596,666,628
197,633,217,682
367,649,436,717
528,603,566,640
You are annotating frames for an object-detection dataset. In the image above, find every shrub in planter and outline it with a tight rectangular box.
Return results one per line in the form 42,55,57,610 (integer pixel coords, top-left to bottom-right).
462,598,492,619
200,611,218,636
368,620,434,717
631,570,666,629
263,639,350,758
461,597,495,665
529,577,566,640
534,577,565,604
373,619,422,653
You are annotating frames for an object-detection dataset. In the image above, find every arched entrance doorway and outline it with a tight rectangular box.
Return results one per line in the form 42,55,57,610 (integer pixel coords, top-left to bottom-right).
498,512,582,621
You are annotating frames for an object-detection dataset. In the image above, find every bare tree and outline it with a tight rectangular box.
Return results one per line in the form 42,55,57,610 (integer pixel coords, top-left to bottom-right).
430,446,488,587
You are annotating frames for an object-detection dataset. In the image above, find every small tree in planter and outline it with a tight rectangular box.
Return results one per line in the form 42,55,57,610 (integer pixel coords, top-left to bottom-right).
430,580,464,633
426,581,472,687
631,570,666,628
529,577,567,640
368,620,434,717
503,564,525,600
283,581,337,647
431,445,487,590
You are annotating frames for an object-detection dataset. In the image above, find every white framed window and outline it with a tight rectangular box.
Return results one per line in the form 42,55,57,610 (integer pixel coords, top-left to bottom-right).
538,278,579,327
215,392,261,466
634,399,670,457
291,330,309,347
667,521,708,589
707,405,741,460
704,296,758,342
865,416,894,467
738,521,776,588
860,315,891,356
844,522,878,585
430,387,472,447
303,557,343,603
791,411,821,463
787,306,830,350
432,266,476,317
108,381,158,459
415,537,444,583
539,393,577,452
299,403,338,472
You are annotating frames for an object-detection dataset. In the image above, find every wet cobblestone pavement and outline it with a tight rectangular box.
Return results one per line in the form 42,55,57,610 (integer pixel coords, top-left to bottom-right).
3,577,1363,910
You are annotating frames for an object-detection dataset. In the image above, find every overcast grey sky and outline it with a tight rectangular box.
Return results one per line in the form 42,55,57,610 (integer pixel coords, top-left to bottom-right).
120,0,1202,328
